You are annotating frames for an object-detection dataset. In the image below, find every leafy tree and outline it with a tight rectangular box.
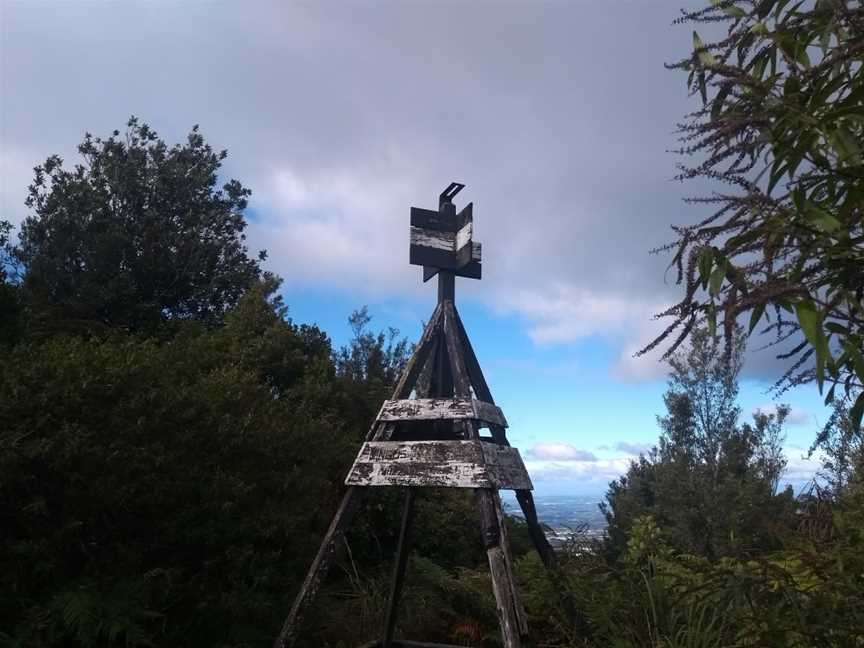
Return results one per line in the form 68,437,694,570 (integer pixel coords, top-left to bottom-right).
604,327,794,559
334,306,411,441
15,117,270,335
0,287,349,646
643,0,864,428
811,403,864,496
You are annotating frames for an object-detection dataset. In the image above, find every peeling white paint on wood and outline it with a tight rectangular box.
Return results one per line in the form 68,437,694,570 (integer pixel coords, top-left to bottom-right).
410,226,454,251
344,440,533,490
378,398,507,428
455,220,472,251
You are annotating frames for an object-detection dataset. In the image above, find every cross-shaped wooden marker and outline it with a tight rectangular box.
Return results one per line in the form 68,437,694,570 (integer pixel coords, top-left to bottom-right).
409,182,482,286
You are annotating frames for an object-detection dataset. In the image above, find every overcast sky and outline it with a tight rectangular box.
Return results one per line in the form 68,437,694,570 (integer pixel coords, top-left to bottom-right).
0,0,827,495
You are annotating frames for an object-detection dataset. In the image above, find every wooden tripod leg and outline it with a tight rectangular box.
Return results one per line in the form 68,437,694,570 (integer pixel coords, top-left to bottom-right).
476,488,526,648
514,489,588,636
514,489,556,568
443,304,526,646
382,489,415,647
273,486,365,648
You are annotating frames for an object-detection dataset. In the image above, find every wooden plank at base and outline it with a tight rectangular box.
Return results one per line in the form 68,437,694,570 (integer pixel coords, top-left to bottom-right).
378,398,507,427
361,640,472,647
344,441,532,490
392,641,476,648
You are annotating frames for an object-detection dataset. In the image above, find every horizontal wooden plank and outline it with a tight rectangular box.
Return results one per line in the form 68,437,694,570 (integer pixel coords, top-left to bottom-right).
472,399,508,428
410,224,476,271
409,244,459,270
393,641,475,648
366,640,473,648
344,441,532,490
410,226,454,252
422,242,481,282
410,203,472,233
378,398,507,428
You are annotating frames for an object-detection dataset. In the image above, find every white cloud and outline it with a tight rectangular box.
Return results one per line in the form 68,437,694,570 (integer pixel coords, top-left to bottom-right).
783,445,823,482
526,443,597,462
499,284,657,345
525,458,633,484
521,440,823,490
753,404,812,427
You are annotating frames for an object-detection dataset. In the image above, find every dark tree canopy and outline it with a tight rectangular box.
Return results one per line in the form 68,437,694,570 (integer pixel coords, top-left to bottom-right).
0,221,21,344
16,117,270,334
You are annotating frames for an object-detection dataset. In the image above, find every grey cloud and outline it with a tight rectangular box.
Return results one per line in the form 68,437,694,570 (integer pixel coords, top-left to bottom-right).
614,442,652,456
2,1,717,360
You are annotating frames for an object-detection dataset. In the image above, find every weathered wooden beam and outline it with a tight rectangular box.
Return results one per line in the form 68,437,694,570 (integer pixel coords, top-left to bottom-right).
422,242,481,282
414,334,438,400
389,305,443,404
486,544,524,647
382,490,415,647
410,203,471,232
443,309,526,648
453,304,557,562
276,307,446,647
345,441,532,490
273,486,364,648
452,304,588,638
411,221,477,270
391,641,477,648
494,489,529,636
378,641,476,648
377,398,507,428
442,302,472,399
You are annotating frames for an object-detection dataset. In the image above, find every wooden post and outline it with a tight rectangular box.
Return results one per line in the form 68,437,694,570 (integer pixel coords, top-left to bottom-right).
453,304,589,637
274,309,445,648
443,302,526,647
382,489,415,647
276,184,548,647
273,486,365,648
437,270,455,304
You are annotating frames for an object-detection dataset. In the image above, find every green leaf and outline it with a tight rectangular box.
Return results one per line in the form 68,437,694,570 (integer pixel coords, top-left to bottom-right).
795,300,828,391
845,342,864,382
709,265,726,296
850,392,864,433
792,186,805,213
693,31,717,66
707,303,717,338
711,0,747,19
756,0,775,19
748,304,766,335
825,322,849,335
698,247,713,288
767,158,788,194
834,125,862,164
804,202,842,233
711,85,731,121
795,301,821,347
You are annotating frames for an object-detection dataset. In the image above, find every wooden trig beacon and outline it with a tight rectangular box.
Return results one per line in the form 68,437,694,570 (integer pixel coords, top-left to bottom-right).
276,183,562,648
